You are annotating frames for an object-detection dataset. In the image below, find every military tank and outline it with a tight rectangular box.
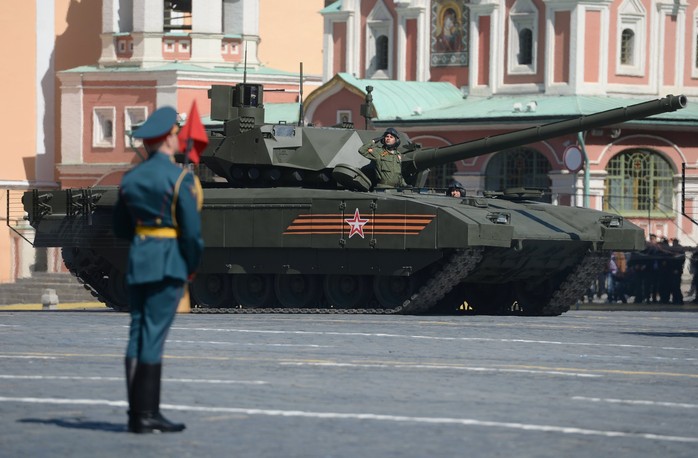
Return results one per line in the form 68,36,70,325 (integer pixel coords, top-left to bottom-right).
22,85,687,315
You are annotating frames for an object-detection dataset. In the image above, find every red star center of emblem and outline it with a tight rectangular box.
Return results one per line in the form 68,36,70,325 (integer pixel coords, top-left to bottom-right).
345,208,369,239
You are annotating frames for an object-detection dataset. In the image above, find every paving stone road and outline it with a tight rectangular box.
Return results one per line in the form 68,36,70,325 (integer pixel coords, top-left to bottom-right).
0,309,697,457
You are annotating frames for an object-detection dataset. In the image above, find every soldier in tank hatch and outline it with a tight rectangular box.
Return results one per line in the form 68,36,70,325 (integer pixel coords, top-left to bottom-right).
113,106,204,434
447,182,465,197
358,127,407,188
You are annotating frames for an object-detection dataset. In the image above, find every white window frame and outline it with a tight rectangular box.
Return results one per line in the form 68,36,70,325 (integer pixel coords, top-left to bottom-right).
118,40,127,53
692,11,698,78
365,0,393,79
178,40,190,53
616,0,646,77
93,107,116,148
124,106,148,148
507,0,538,75
164,40,176,52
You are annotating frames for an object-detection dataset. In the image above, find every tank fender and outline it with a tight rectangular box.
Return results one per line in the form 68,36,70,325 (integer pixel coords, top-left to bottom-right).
436,207,513,248
601,225,646,251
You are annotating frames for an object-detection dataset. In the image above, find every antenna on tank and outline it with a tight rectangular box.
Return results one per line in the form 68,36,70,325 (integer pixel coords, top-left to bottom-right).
243,43,248,85
298,62,304,126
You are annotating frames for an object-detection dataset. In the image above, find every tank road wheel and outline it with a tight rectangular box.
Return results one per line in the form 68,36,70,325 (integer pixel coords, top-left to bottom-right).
373,276,414,309
324,275,371,309
274,274,321,308
191,273,234,308
107,268,130,312
232,274,274,308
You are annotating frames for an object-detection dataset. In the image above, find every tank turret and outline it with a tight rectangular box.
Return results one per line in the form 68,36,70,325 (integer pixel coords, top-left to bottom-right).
200,85,686,192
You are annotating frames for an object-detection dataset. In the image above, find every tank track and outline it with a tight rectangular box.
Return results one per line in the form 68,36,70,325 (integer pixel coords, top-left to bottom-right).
61,247,130,312
536,251,608,316
60,247,600,316
192,247,484,315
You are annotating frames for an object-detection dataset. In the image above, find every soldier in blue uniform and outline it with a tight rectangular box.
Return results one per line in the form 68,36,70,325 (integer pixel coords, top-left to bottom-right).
113,106,204,434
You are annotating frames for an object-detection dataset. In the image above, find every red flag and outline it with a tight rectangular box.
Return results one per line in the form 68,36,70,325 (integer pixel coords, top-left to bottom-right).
178,100,208,165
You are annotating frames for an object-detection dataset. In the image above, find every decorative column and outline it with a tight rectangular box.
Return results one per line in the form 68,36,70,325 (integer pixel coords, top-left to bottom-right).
98,0,118,66
321,4,351,81
548,169,577,206
468,0,499,96
131,0,165,67
395,2,428,82
223,0,260,67
191,0,224,66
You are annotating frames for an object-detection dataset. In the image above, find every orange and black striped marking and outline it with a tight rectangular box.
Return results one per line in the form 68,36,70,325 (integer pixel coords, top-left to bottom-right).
284,211,436,236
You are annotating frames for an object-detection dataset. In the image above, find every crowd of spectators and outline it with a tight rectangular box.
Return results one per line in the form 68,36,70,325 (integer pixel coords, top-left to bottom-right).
588,235,694,305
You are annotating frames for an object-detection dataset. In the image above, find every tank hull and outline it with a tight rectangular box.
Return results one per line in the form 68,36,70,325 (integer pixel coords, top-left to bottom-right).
22,186,644,315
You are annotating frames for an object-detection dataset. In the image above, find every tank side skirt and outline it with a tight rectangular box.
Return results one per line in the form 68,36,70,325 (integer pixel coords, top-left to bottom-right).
190,247,485,315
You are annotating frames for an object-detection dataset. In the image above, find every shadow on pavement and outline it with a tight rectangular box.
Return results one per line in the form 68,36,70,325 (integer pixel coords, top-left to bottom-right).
622,331,698,338
19,417,126,433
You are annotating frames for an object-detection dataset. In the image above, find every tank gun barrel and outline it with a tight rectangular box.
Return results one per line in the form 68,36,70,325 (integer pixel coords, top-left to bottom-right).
402,94,687,174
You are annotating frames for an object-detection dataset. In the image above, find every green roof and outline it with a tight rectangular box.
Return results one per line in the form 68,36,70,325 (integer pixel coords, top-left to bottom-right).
320,1,341,14
321,73,465,119
202,102,301,126
388,94,698,126
264,102,302,124
61,63,300,78
310,73,696,126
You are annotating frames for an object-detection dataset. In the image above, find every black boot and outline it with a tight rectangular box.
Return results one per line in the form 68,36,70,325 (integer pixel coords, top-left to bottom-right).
129,363,185,434
125,357,138,431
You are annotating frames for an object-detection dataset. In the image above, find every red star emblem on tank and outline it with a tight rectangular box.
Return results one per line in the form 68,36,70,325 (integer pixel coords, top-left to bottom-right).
345,208,369,239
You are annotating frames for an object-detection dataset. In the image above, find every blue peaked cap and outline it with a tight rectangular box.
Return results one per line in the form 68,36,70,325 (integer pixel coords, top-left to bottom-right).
132,106,178,140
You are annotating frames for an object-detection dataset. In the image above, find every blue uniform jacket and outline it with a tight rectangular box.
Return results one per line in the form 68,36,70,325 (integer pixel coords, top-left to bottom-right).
113,152,204,285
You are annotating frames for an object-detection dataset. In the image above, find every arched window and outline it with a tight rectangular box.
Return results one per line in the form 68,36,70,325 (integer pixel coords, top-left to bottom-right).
604,150,674,216
485,148,552,201
376,35,389,70
616,0,645,75
518,28,533,65
620,28,634,65
508,0,537,74
365,1,392,78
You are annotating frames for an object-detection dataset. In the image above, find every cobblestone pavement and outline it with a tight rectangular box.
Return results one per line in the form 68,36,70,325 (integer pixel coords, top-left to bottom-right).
1,310,697,457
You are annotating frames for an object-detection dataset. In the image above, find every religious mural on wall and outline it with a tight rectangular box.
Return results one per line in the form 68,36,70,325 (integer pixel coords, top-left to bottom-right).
430,0,469,67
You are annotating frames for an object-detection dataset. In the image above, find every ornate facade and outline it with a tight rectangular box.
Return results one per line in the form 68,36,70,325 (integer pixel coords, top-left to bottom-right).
307,0,698,242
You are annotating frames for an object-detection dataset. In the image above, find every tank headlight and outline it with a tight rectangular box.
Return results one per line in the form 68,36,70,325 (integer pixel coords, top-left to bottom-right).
600,215,623,228
487,212,510,224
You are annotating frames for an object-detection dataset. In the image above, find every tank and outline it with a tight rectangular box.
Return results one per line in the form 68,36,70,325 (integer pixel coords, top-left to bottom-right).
21,86,688,315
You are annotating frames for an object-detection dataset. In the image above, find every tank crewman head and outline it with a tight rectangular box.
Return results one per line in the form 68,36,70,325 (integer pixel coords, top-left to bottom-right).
132,106,180,156
446,182,465,197
380,127,401,150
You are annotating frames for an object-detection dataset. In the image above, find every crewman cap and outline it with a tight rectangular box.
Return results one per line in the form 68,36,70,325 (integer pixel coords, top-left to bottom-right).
132,106,178,140
381,127,401,148
382,127,400,138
